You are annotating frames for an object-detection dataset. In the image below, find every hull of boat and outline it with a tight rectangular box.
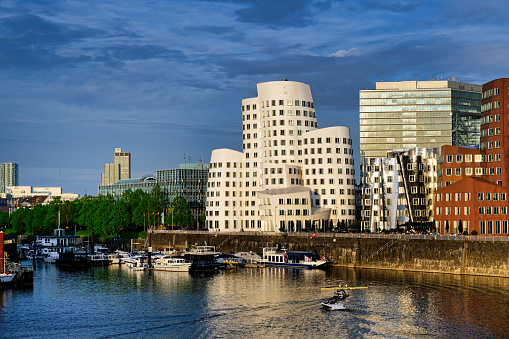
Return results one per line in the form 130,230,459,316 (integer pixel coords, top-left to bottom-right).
263,261,327,269
321,302,346,310
0,270,34,289
153,263,191,272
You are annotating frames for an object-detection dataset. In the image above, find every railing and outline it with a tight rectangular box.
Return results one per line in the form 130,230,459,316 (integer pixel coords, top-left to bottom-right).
364,238,397,264
149,229,509,242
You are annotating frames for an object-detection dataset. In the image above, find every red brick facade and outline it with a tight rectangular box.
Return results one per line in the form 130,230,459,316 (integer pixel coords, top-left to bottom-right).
435,78,509,235
435,177,509,235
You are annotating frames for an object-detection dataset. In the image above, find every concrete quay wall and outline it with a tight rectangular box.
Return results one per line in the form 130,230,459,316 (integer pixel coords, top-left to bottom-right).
147,231,509,277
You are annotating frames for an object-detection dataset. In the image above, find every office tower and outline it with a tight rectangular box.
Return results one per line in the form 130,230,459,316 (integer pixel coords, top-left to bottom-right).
0,162,19,193
434,78,509,236
359,80,482,160
100,148,131,186
206,80,356,232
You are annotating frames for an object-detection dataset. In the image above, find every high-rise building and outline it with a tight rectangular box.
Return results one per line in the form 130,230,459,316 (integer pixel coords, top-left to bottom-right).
0,162,19,193
359,80,482,160
434,78,509,236
100,148,131,185
206,80,356,233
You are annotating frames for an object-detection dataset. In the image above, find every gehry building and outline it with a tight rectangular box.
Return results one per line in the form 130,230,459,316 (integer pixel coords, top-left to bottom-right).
361,148,439,232
206,80,356,233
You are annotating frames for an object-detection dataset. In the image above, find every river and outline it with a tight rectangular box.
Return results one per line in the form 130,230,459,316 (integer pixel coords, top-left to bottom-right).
1,262,508,338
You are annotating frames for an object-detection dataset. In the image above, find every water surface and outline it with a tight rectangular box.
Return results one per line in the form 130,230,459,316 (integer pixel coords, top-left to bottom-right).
1,262,508,338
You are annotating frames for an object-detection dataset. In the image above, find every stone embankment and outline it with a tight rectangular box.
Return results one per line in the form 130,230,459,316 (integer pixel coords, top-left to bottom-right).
147,231,509,277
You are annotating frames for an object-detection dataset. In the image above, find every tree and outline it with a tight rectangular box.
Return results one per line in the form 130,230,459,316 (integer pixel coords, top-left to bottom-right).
10,208,29,234
61,200,74,228
0,211,10,228
107,200,130,235
30,204,48,235
199,212,206,228
170,196,194,228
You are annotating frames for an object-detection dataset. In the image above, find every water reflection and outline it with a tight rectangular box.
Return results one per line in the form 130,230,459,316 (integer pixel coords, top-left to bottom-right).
1,263,509,338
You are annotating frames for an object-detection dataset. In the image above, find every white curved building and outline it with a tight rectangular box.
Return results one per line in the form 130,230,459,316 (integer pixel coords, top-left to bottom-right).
206,80,355,232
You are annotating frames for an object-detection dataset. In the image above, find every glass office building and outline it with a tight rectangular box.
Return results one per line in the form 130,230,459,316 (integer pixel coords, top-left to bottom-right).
98,163,208,220
359,81,482,160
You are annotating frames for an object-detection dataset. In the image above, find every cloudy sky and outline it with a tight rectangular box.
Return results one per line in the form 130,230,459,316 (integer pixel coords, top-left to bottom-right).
1,0,509,196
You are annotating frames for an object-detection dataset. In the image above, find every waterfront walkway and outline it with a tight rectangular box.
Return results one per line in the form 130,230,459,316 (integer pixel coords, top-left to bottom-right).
150,229,509,242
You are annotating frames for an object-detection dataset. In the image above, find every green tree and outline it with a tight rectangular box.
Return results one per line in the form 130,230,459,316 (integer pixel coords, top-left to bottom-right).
31,204,48,235
199,212,206,228
61,200,74,228
10,208,29,234
170,196,195,228
107,200,130,235
43,198,63,234
0,211,10,227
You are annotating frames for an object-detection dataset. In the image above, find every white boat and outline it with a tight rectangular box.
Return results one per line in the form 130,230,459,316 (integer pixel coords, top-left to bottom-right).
107,254,120,264
153,256,191,272
124,255,149,270
321,299,346,311
87,253,111,266
261,247,329,269
44,251,60,263
234,251,264,268
321,288,354,310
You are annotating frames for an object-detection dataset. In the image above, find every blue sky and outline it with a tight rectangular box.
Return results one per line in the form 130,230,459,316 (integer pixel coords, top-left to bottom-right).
1,0,509,196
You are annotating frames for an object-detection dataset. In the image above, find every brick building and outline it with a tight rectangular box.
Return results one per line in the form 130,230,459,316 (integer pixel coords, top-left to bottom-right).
435,78,509,235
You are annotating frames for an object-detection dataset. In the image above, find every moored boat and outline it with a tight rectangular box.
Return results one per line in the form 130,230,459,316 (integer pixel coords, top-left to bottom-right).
261,247,329,269
1,232,34,289
153,256,191,272
183,246,221,273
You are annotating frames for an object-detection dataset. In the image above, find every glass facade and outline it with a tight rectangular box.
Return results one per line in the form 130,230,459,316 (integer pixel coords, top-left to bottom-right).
99,164,208,217
359,86,481,159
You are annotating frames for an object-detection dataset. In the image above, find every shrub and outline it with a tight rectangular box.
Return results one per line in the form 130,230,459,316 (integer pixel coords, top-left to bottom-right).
470,230,478,235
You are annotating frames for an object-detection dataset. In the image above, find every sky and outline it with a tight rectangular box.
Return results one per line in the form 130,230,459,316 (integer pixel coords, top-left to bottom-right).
2,0,509,196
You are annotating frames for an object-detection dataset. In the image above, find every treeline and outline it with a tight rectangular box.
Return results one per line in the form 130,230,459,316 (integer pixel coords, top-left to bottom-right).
0,185,197,237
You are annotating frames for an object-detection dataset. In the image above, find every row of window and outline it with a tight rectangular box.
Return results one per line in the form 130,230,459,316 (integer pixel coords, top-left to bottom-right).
481,114,501,125
242,99,315,111
443,153,482,163
437,192,507,202
303,157,354,166
436,206,509,216
479,140,502,150
440,166,502,177
482,87,504,99
364,209,431,218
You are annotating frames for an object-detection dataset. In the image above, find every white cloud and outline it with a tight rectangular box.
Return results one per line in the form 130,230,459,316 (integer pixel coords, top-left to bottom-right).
329,47,363,58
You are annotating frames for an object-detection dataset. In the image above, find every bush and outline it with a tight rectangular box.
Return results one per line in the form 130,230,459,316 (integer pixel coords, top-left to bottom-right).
462,230,469,235
470,230,478,235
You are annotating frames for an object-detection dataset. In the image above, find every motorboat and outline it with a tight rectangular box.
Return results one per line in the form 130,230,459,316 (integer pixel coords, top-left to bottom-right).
124,255,149,270
261,247,329,269
87,253,111,266
321,298,346,311
183,246,221,273
234,251,264,268
321,289,349,310
153,256,191,272
44,251,60,263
